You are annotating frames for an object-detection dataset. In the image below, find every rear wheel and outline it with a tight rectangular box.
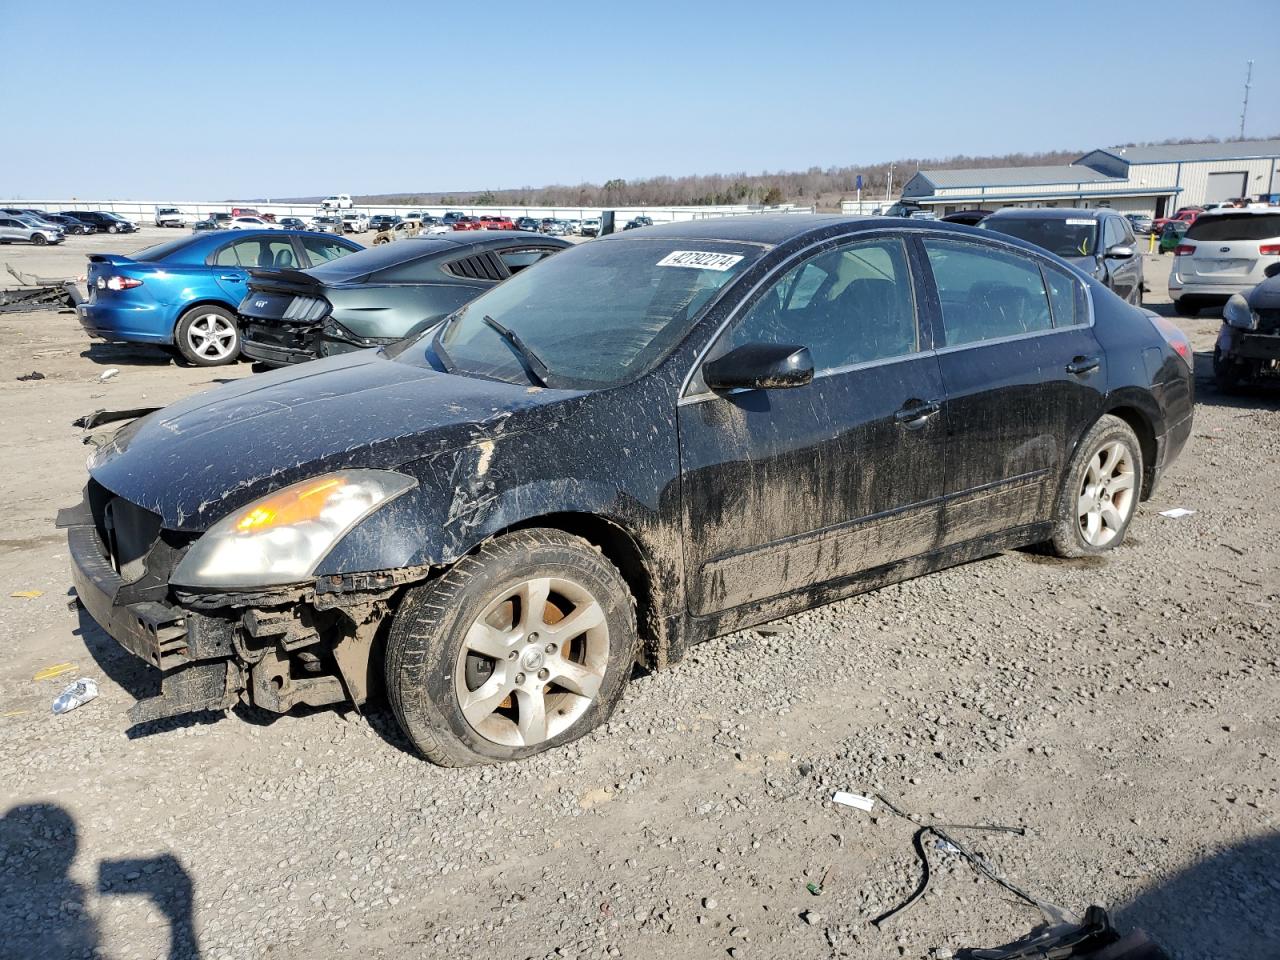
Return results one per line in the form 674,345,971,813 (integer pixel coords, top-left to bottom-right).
386,529,639,766
1047,415,1143,558
1173,298,1199,317
175,306,239,366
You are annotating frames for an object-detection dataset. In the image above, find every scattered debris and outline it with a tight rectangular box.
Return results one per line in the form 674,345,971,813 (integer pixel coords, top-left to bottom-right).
934,838,962,855
11,589,43,599
98,368,120,382
51,677,99,715
956,905,1170,959
72,406,161,430
870,794,1037,930
1158,507,1196,519
33,662,75,681
800,909,822,925
832,790,876,812
1,264,81,313
16,371,45,381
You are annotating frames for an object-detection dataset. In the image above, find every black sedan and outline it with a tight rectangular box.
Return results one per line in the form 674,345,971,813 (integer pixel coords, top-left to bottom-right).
238,233,571,366
65,215,1193,766
45,214,96,235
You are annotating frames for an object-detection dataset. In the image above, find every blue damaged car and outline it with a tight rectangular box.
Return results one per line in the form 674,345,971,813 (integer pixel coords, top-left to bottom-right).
78,230,362,366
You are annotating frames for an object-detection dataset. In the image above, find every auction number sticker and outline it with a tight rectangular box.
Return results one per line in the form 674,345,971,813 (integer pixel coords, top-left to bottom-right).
656,250,744,271
1065,219,1095,226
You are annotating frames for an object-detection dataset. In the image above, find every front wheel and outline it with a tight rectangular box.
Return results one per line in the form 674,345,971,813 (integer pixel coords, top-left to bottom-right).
1213,346,1245,391
175,306,240,366
31,234,47,246
1047,415,1143,558
385,529,639,766
107,225,118,234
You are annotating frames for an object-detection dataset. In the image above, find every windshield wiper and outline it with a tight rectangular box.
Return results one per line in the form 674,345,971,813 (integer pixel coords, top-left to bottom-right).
482,314,550,387
430,314,457,373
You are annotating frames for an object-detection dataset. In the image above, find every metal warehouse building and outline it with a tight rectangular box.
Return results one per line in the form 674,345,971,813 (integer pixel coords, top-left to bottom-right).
886,138,1280,218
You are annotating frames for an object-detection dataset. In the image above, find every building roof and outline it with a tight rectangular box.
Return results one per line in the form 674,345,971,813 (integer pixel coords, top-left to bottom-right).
1092,139,1280,165
911,165,1119,189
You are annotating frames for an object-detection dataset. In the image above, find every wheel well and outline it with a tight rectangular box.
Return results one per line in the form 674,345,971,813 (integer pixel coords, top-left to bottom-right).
1105,405,1157,499
173,299,235,340
500,512,661,668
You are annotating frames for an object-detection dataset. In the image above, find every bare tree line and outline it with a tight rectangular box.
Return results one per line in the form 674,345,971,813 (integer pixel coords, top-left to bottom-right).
305,134,1277,211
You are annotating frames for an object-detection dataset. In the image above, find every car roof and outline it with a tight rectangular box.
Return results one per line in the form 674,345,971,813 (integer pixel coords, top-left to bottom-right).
598,212,953,246
1199,207,1280,216
983,207,1109,221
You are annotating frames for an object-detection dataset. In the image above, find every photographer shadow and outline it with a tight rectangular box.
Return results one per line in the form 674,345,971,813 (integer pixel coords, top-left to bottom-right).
0,803,201,960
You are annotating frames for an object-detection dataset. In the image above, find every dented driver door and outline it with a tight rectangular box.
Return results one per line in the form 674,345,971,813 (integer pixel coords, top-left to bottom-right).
676,235,948,618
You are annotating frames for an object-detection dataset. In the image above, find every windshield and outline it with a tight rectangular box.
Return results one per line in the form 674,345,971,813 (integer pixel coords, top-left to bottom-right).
980,216,1099,258
401,238,762,388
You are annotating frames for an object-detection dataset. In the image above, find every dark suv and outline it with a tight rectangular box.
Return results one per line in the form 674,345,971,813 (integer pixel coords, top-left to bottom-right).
64,210,137,234
980,208,1144,305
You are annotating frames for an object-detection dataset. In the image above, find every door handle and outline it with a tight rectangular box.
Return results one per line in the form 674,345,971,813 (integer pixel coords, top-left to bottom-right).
894,399,941,428
1066,355,1101,376
217,274,244,282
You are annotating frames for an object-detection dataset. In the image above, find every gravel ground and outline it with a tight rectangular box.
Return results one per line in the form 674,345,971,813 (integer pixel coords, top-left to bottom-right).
0,230,1277,960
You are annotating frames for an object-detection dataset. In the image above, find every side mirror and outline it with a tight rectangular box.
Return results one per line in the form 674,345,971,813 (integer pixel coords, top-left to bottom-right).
1105,244,1135,259
702,343,814,391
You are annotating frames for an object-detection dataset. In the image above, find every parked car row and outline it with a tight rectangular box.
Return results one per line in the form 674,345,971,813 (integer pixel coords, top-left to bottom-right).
67,213,1194,767
0,208,139,244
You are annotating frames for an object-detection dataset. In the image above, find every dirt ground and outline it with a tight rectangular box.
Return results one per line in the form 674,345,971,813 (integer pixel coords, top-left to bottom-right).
0,228,1277,960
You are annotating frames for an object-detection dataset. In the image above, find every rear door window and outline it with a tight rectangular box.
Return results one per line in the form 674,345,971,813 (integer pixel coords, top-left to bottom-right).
212,237,298,268
1041,262,1088,327
1186,213,1280,242
299,235,357,265
923,239,1055,346
498,247,562,273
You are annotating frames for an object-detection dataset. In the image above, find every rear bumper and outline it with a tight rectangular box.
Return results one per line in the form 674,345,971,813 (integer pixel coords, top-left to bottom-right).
77,301,173,343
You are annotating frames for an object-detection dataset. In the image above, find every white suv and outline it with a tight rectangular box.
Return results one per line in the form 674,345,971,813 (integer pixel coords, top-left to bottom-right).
1170,208,1280,315
340,212,369,233
321,194,353,210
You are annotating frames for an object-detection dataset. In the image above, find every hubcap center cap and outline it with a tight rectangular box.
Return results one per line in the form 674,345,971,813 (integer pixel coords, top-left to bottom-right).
520,648,545,671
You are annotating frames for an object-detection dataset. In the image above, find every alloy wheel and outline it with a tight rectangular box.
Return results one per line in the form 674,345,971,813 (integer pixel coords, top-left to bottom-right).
1077,440,1136,547
454,576,610,747
186,314,237,361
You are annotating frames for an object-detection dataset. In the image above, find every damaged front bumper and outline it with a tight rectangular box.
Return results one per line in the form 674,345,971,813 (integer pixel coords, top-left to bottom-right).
61,489,426,725
61,498,244,723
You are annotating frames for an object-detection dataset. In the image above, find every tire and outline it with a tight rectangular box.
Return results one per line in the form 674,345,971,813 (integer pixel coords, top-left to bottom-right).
1213,346,1244,391
107,225,118,234
1047,415,1143,558
386,529,639,766
1173,298,1199,317
31,234,47,246
175,305,240,366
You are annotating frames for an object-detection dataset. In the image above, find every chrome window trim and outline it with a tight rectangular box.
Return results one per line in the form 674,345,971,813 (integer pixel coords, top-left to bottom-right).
678,226,1096,402
676,348,929,407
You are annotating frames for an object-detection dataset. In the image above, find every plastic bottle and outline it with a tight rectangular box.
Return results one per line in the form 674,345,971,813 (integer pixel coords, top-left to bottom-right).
52,677,99,715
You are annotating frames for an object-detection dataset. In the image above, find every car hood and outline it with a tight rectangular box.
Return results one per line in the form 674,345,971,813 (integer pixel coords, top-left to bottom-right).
88,349,581,531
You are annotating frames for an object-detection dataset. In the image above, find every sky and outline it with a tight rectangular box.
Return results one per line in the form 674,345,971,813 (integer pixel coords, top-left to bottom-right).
2,0,1276,200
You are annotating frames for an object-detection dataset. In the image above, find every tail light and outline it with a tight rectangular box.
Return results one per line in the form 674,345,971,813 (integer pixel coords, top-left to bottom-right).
1149,314,1192,368
98,276,144,291
1174,244,1196,257
1259,244,1280,256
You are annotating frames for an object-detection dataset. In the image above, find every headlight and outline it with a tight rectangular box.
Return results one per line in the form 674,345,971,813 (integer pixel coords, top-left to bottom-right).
1223,293,1257,330
171,470,416,588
